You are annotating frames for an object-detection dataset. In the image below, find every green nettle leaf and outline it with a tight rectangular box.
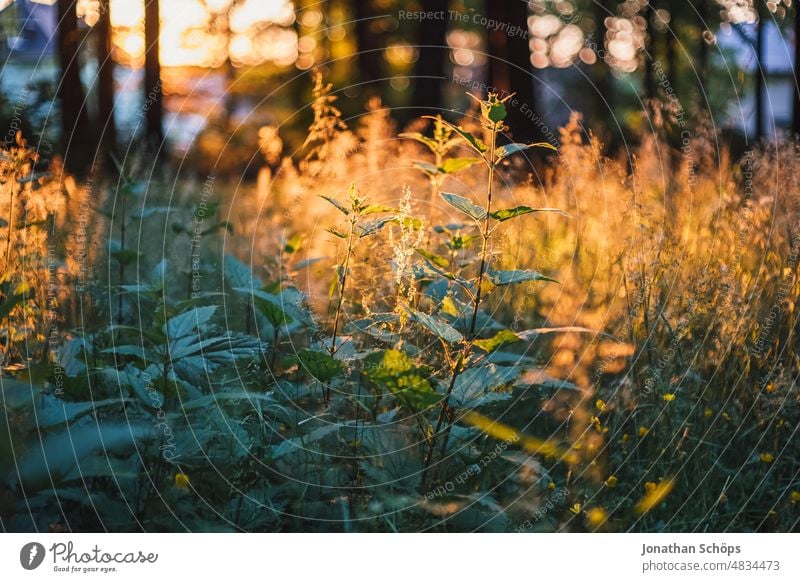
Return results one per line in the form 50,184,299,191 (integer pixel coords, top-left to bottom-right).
326,226,347,239
405,307,464,343
294,349,344,382
487,269,559,286
399,131,438,153
223,254,263,289
473,329,521,353
483,101,507,123
358,217,395,238
415,248,450,269
320,195,351,216
255,295,293,327
412,161,441,175
441,157,482,174
441,192,487,221
361,204,396,215
451,364,520,409
364,350,440,411
426,116,488,154
495,142,557,160
490,206,570,222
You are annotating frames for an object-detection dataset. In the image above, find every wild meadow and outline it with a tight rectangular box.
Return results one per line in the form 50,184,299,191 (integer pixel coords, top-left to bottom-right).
1,75,799,532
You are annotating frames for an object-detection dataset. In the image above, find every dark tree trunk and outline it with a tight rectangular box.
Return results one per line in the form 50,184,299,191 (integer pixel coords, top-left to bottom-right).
487,0,542,143
57,0,93,174
592,0,612,124
355,0,383,95
793,4,800,136
144,0,164,150
698,0,709,79
755,4,766,140
643,2,657,100
411,0,448,115
96,0,116,160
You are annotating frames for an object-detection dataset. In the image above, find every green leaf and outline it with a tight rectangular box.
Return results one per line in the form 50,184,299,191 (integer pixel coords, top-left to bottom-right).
490,206,570,222
412,161,441,175
361,204,396,215
165,305,218,338
440,192,486,221
36,398,131,429
320,195,351,216
223,255,263,289
483,101,507,123
425,117,488,154
237,288,294,327
405,307,464,343
487,269,559,286
495,142,557,160
271,423,349,460
364,350,440,411
326,227,347,239
415,248,449,269
15,422,153,490
441,157,482,174
399,131,438,153
294,349,343,382
358,217,394,238
452,364,520,408
473,329,521,352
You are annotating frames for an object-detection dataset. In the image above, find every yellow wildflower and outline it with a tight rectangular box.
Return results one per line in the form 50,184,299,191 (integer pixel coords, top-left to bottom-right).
569,503,582,515
635,479,675,515
704,408,713,418
663,393,676,402
605,475,618,488
789,491,800,503
765,383,777,393
595,399,606,412
638,426,649,437
175,472,190,491
759,452,774,464
548,481,556,491
586,507,607,527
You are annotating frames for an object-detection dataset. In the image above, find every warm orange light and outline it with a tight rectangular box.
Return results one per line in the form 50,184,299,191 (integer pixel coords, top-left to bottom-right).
105,0,297,68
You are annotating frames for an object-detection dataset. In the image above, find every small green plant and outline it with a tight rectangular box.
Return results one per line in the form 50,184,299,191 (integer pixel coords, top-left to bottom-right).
404,93,568,485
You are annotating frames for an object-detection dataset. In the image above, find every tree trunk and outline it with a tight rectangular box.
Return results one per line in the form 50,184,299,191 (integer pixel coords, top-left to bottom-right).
96,0,116,160
411,0,448,116
755,4,766,140
793,4,800,136
698,0,709,79
355,0,383,95
643,2,657,100
592,0,612,128
144,0,164,151
57,0,93,174
487,0,542,143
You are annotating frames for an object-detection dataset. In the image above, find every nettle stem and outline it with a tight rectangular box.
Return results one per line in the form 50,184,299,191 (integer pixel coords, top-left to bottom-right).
421,120,501,489
327,216,357,400
469,127,498,338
